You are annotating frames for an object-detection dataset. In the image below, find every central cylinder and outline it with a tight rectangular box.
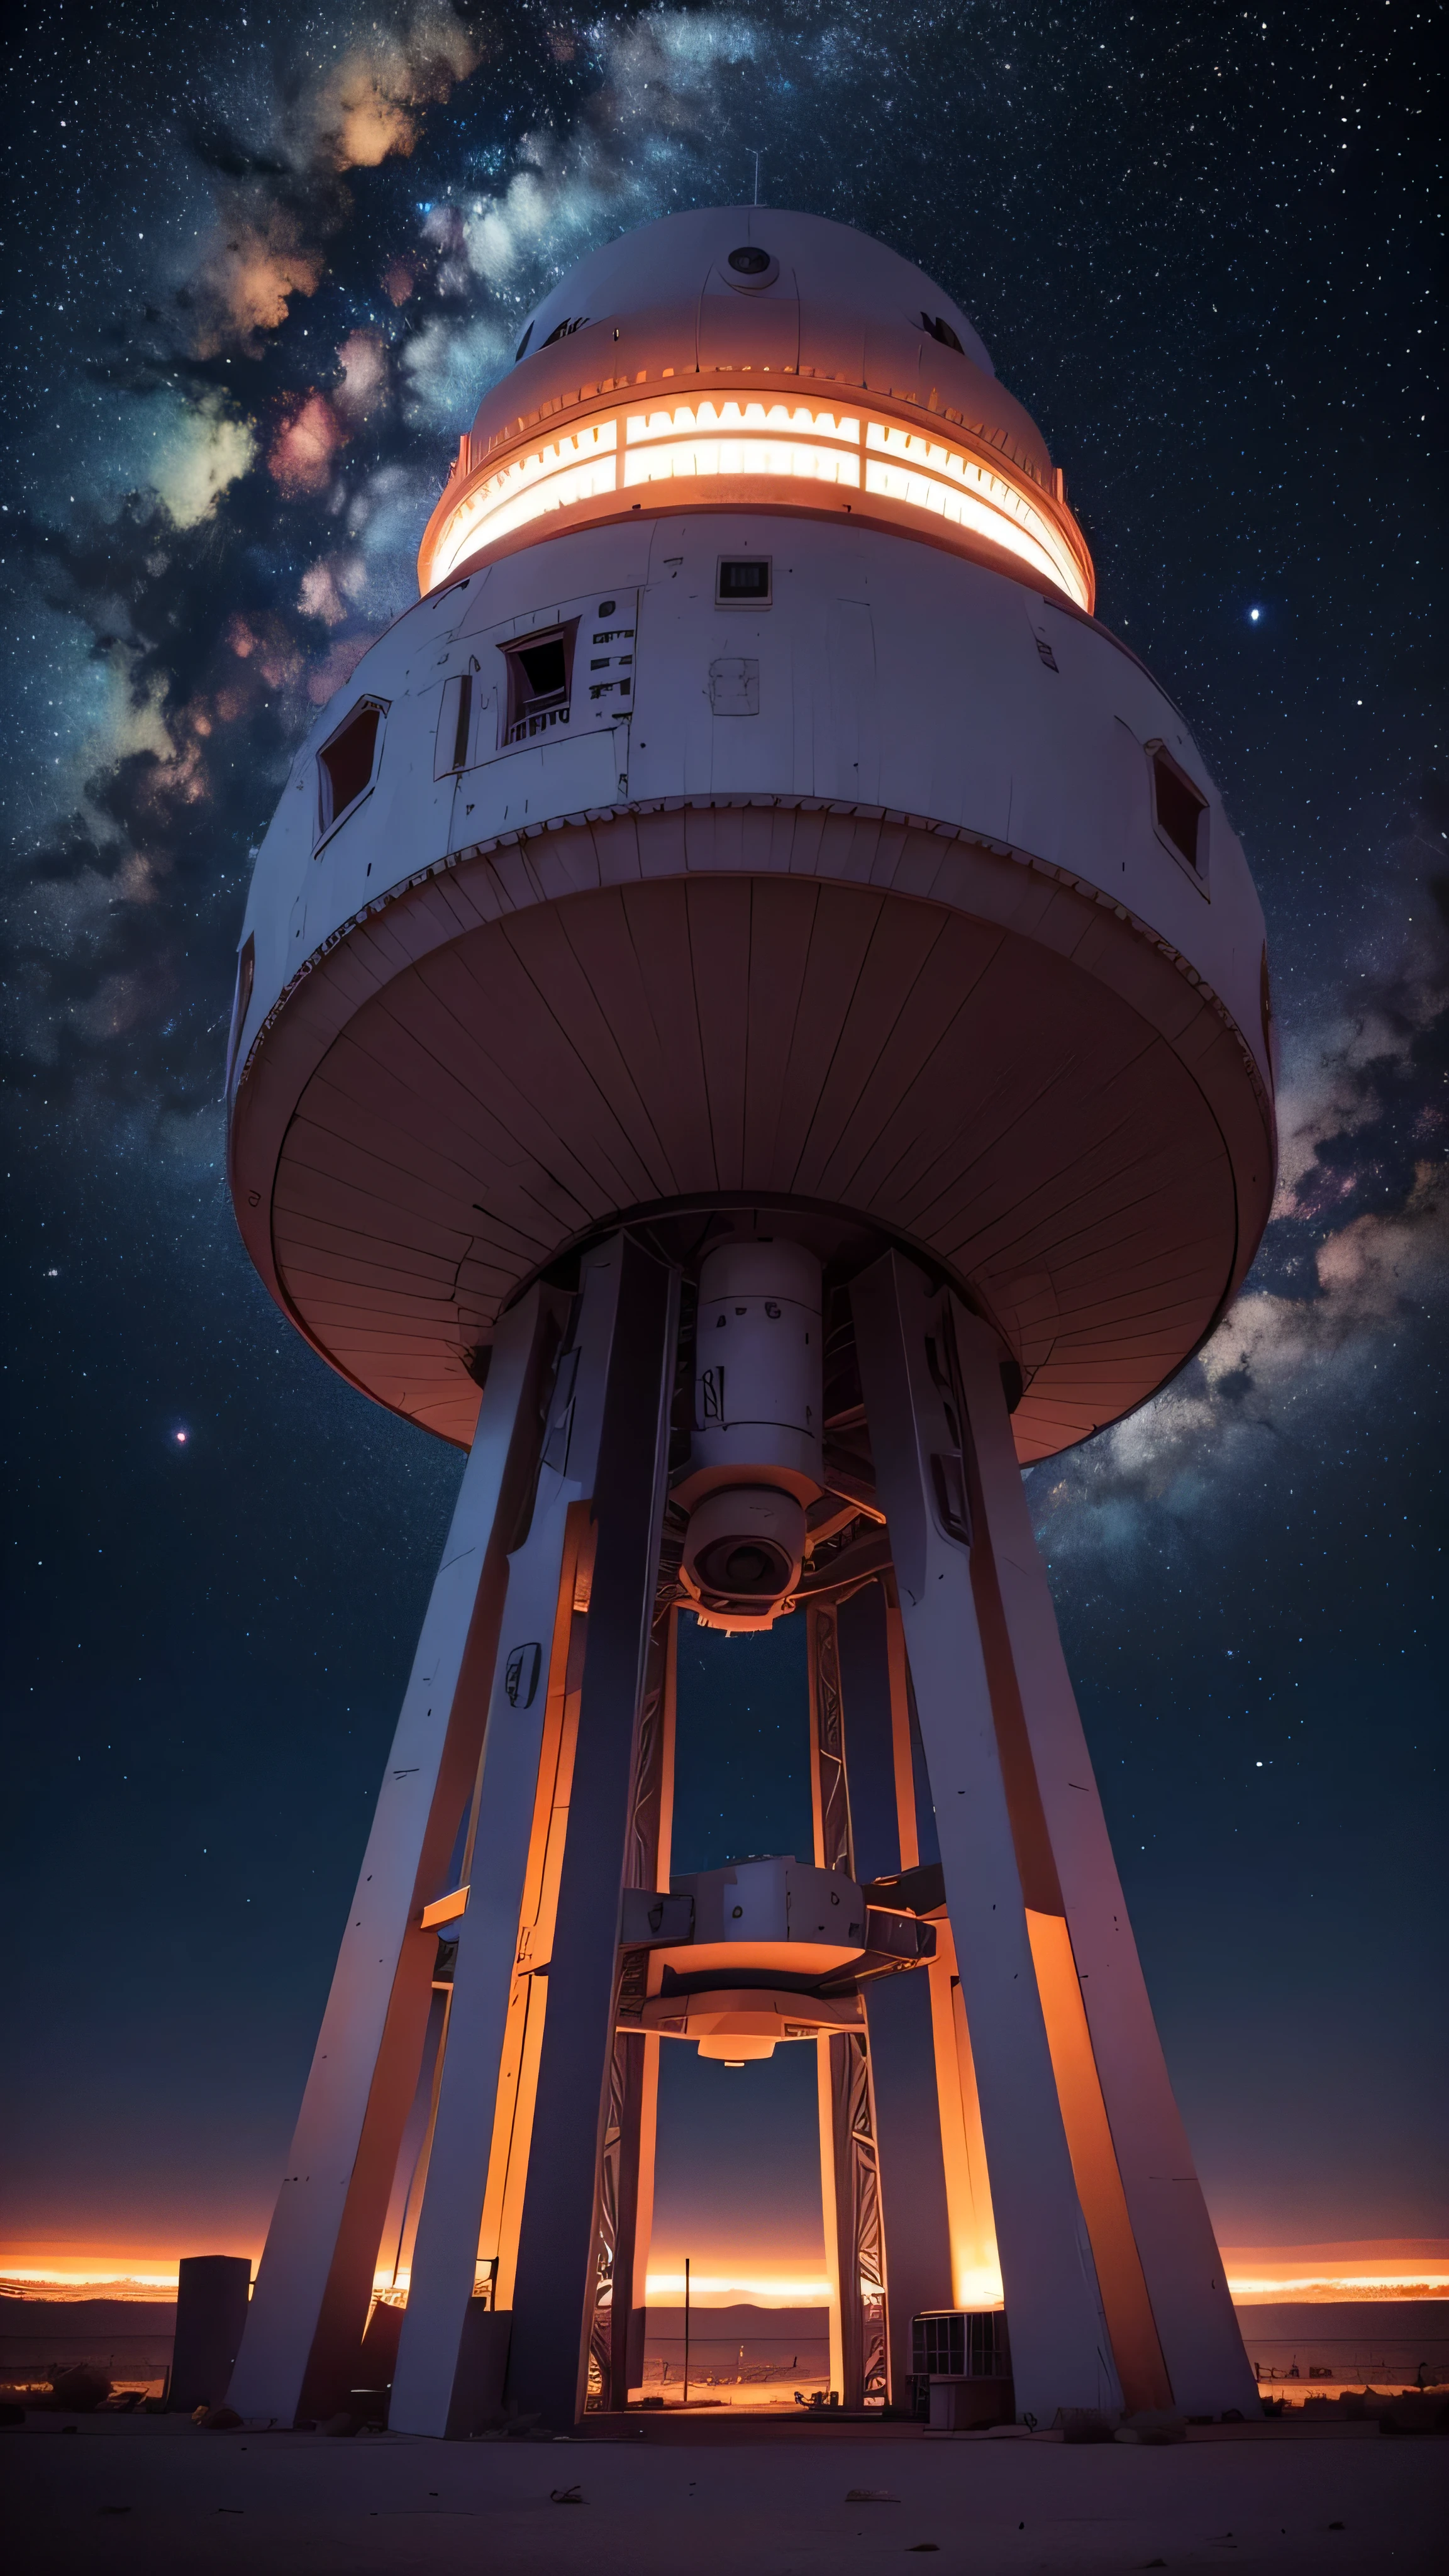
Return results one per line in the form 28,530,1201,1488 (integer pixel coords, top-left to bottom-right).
680,1238,823,1629
690,1238,823,1494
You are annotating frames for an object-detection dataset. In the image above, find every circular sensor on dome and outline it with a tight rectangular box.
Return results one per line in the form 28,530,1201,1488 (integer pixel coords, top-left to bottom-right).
725,244,778,287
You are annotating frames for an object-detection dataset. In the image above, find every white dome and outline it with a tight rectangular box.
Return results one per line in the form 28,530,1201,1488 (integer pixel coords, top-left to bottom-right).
510,206,994,377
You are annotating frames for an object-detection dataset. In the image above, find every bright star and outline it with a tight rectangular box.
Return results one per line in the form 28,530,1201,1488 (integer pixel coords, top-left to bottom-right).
1248,607,1262,623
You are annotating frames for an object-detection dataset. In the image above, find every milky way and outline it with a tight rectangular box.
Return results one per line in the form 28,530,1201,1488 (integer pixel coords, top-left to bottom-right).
3,4,1441,2267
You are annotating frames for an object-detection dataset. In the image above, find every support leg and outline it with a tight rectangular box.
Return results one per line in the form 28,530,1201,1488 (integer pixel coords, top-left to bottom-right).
819,2031,887,2408
852,1250,1123,2424
949,1304,1258,2417
588,1595,676,2408
389,1236,669,2436
228,1287,561,2426
806,1603,890,2409
502,1235,680,2428
862,1974,953,2404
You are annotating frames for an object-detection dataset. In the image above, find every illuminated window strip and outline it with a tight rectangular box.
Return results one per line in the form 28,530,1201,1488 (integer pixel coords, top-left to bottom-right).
431,421,618,582
865,419,1082,597
623,438,861,491
865,458,1072,595
626,399,861,444
430,399,1089,606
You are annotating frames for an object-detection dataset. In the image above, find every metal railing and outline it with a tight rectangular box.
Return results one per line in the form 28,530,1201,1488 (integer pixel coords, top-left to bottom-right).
506,702,570,745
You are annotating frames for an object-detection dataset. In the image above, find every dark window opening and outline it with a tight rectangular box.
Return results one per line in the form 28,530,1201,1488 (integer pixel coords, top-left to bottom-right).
516,636,565,702
921,312,965,352
318,701,382,835
728,245,772,275
450,674,473,772
541,314,587,348
1150,748,1206,872
717,557,771,605
503,625,575,743
1034,636,1059,671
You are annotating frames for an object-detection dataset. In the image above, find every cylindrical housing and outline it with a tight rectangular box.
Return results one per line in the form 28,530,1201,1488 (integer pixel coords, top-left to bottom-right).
689,1238,823,1497
225,208,1276,1467
680,1483,808,1630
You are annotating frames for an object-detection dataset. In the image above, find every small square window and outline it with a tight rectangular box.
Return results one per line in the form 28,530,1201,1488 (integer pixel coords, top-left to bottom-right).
317,699,385,840
502,623,576,743
717,557,771,606
1147,741,1208,878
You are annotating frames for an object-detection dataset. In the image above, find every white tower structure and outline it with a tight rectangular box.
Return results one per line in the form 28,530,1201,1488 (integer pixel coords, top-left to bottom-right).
225,209,1274,2436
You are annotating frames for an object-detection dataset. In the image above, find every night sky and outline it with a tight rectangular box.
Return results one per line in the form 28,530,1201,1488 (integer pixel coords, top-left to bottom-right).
3,3,1442,2287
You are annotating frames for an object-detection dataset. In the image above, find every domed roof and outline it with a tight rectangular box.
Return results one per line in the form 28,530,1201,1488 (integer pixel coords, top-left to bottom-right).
509,206,995,376
458,207,1057,508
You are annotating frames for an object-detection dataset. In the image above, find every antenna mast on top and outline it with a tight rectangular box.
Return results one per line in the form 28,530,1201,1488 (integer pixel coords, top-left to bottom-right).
749,147,763,207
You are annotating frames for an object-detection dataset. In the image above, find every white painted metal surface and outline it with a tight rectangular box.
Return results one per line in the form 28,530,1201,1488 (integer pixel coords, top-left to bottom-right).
227,1287,553,2425
388,1240,631,2436
687,1238,823,1494
851,1248,1124,2421
949,1307,1260,2418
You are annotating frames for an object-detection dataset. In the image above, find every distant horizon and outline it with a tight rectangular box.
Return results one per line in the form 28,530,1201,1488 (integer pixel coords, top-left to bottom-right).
6,2236,1448,2306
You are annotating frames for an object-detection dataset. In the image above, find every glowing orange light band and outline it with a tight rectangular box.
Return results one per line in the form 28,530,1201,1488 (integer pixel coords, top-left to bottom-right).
426,395,1089,606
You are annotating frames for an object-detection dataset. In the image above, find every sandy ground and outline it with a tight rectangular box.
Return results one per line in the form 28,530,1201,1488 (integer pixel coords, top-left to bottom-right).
3,2416,1446,2575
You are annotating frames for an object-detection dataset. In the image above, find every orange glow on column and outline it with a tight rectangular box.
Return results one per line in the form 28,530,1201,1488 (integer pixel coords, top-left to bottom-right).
884,1601,920,1872
474,1504,591,2307
928,1923,1003,2311
1024,1907,1173,2411
816,2036,847,2398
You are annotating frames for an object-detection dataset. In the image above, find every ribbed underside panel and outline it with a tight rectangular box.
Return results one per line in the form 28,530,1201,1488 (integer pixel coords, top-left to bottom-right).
266,872,1240,1460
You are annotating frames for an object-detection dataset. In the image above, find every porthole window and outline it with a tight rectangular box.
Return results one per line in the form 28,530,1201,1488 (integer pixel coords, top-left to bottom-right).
1146,740,1208,879
316,698,386,842
717,556,771,606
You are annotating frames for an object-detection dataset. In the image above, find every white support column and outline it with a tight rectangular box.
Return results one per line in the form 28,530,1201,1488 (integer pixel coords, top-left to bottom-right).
948,1304,1259,2418
388,1237,641,2437
851,1250,1123,2424
228,1286,560,2426
503,1236,680,2429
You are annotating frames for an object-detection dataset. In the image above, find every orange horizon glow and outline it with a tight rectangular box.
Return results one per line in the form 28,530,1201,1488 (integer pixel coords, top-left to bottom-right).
8,2237,1448,2307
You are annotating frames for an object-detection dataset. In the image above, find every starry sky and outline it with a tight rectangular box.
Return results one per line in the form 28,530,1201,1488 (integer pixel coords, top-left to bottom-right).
3,1,1443,2289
